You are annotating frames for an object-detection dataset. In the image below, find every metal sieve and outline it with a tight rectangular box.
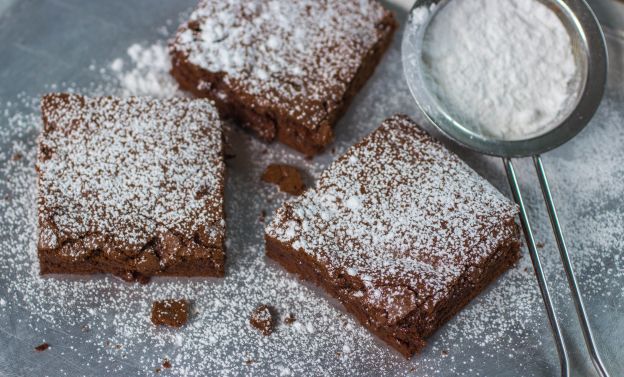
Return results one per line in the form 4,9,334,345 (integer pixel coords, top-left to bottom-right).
402,1,609,376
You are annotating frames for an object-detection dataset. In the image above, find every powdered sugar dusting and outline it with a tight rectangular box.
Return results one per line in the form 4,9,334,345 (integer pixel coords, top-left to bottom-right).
171,0,394,129
112,42,180,98
267,115,519,313
37,94,224,250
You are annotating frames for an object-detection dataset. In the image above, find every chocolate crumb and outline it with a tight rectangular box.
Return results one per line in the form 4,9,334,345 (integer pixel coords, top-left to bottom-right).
261,164,306,196
245,359,255,365
34,343,49,352
441,349,449,356
259,210,266,223
284,313,296,325
11,152,22,161
162,359,172,369
151,299,190,328
155,367,161,373
250,304,276,336
536,242,545,249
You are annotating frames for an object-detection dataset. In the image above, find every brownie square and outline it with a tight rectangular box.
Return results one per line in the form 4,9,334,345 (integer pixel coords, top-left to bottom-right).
265,115,521,357
36,94,226,282
169,0,397,156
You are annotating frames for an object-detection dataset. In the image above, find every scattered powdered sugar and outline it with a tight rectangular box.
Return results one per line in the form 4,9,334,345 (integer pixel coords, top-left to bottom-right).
414,0,580,140
111,42,180,98
0,6,623,377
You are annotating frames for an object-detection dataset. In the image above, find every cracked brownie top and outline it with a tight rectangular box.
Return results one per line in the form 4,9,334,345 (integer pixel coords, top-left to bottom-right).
266,115,519,320
36,94,225,258
170,0,396,131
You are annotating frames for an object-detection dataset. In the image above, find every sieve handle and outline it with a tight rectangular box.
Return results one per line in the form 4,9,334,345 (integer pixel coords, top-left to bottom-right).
503,157,569,377
533,155,610,377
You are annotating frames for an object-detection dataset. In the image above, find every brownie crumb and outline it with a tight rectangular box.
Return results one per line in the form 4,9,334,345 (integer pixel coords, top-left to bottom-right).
11,152,22,161
259,210,266,223
155,367,161,373
250,304,276,336
284,313,296,325
441,349,449,356
162,359,172,369
245,359,255,365
261,164,306,196
536,242,545,249
151,299,190,328
34,342,49,352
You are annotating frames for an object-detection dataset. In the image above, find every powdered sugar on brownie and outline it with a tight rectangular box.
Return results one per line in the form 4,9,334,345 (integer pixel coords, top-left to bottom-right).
171,0,393,128
267,115,519,310
37,94,225,252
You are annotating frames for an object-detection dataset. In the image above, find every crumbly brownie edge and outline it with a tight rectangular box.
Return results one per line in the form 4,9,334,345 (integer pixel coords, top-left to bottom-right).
38,244,225,281
169,13,397,156
265,223,520,358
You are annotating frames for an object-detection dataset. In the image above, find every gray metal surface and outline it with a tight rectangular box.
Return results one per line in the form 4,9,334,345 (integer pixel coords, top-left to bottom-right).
0,1,623,376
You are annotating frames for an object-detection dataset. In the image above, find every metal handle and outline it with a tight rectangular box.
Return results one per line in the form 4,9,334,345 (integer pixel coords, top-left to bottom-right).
534,155,610,377
503,158,569,377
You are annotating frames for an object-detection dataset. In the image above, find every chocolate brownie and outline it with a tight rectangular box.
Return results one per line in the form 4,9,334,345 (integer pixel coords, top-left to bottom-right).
169,0,397,156
36,94,226,281
249,304,276,336
151,299,190,328
261,164,306,196
265,115,521,357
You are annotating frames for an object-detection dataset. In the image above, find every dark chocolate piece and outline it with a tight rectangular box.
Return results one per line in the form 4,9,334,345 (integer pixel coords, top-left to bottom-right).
35,343,49,352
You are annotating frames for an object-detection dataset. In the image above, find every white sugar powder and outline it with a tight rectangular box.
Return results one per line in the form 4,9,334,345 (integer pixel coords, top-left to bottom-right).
112,42,180,98
419,0,579,140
